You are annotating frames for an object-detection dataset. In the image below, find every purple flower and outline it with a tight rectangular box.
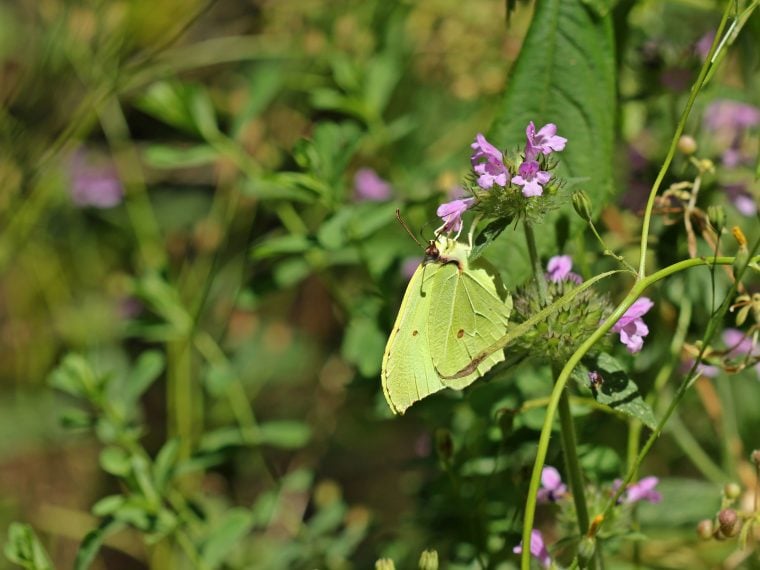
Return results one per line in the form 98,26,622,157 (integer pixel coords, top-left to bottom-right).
681,358,720,379
723,183,757,216
545,255,582,284
695,32,715,61
512,161,551,198
68,149,123,208
525,121,567,161
704,100,760,131
436,198,475,234
513,529,552,568
354,168,392,201
723,328,759,357
723,328,760,379
625,476,662,504
611,297,654,354
470,133,510,189
537,466,567,503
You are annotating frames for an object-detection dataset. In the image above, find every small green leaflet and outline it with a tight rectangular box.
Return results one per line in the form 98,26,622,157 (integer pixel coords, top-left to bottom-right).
381,236,512,414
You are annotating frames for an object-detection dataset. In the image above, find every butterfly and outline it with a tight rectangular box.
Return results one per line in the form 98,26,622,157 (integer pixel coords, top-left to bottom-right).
381,234,512,414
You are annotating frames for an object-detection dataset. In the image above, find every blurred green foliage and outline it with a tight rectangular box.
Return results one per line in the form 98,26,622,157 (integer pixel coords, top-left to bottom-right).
0,0,758,569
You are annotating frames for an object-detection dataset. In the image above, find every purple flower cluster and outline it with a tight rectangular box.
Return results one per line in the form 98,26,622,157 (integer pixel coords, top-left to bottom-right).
435,122,567,234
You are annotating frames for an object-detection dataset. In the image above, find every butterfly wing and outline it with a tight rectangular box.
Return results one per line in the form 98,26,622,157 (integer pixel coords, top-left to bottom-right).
381,264,446,414
429,263,511,389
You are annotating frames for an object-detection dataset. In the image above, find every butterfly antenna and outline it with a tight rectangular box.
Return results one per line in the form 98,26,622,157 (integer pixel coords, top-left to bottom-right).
396,209,425,248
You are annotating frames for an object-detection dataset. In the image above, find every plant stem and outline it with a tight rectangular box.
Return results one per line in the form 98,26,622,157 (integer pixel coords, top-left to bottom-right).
523,222,548,300
636,3,733,279
522,221,591,554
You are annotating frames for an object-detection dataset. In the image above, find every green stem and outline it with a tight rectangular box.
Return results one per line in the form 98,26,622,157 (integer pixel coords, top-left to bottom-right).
522,221,591,557
523,222,548,300
519,253,758,570
636,3,733,279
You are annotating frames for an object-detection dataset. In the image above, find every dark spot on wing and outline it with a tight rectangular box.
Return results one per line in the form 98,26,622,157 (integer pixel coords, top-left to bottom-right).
457,329,464,338
412,330,419,336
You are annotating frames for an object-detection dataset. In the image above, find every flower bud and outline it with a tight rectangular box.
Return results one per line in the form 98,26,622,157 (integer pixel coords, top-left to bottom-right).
718,508,740,537
696,519,714,540
375,559,396,570
577,536,596,565
418,549,439,570
677,135,698,155
724,482,741,500
572,191,593,222
752,449,760,465
707,205,726,233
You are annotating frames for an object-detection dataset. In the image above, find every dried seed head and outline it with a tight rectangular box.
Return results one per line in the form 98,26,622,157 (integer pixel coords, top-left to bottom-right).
696,519,714,540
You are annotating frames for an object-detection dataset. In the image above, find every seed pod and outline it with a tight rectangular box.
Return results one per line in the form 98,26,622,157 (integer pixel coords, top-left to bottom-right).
707,205,726,233
375,558,396,570
696,519,714,540
718,508,740,537
572,191,593,222
724,482,741,500
677,135,698,155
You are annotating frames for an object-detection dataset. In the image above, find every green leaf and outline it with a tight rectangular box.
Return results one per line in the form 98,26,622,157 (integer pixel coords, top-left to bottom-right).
143,144,218,169
637,478,721,526
251,234,314,260
99,447,131,477
201,508,254,568
490,0,616,209
91,495,125,517
341,298,386,377
591,353,657,429
48,354,99,399
73,519,123,570
470,217,513,262
258,421,311,449
152,438,180,493
135,81,198,134
4,523,54,570
126,351,165,402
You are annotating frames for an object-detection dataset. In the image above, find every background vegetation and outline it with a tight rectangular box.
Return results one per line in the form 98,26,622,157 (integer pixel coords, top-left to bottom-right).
0,0,758,568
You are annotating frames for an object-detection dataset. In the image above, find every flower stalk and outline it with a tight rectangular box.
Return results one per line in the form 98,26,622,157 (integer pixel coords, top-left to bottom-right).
522,220,591,557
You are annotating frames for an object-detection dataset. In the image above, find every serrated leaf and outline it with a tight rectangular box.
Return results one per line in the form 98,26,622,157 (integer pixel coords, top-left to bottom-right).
201,509,254,568
490,0,616,209
592,353,657,429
